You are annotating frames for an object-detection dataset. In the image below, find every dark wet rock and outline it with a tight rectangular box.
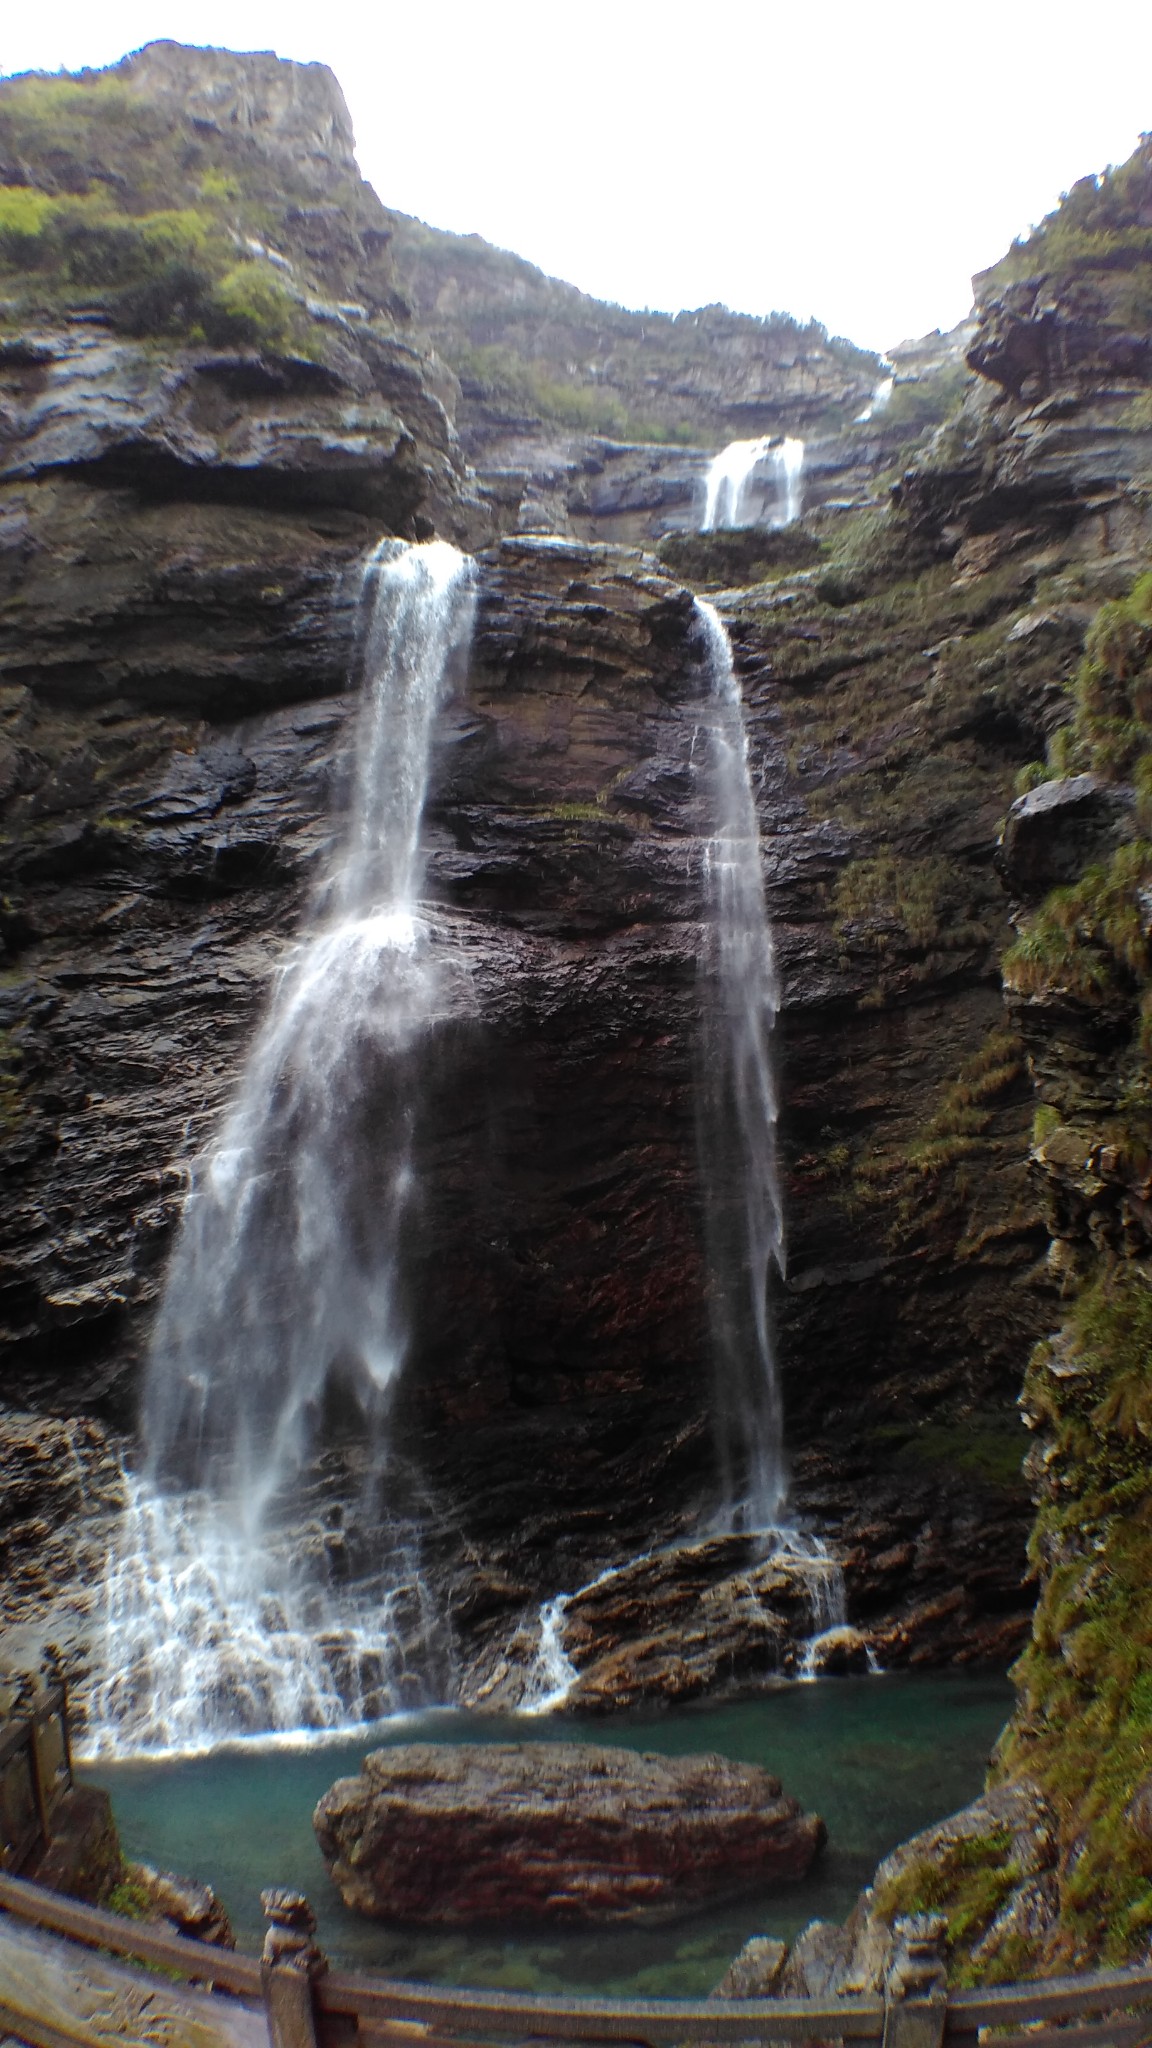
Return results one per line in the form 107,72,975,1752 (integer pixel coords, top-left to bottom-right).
460,1533,850,1713
24,1785,122,1907
313,1742,825,1924
998,775,1136,899
0,324,463,533
553,1538,816,1710
800,1625,872,1675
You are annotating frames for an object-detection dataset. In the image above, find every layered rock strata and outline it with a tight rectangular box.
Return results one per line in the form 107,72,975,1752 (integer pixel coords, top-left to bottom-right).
313,1742,825,1923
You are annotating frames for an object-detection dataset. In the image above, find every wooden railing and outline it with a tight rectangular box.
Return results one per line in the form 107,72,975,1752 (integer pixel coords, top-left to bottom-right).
0,1678,72,1878
3,1867,1152,2048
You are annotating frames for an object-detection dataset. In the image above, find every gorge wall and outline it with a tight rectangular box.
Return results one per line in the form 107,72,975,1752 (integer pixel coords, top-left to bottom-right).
3,41,1152,1805
725,136,1152,1990
0,42,1045,1698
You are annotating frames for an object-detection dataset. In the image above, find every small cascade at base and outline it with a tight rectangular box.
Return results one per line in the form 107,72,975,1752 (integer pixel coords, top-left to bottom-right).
83,540,477,1760
520,1595,580,1716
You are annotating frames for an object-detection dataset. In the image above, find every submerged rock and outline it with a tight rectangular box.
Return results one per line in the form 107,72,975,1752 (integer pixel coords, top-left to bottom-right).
313,1741,825,1924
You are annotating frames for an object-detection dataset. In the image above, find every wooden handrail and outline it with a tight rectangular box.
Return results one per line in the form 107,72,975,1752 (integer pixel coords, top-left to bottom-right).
318,1971,886,2038
949,1965,1152,2024
6,1862,1152,2047
0,1869,262,1998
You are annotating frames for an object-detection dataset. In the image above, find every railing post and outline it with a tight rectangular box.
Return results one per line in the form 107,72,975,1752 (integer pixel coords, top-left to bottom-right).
882,1914,948,2048
41,1645,72,1787
260,1887,326,2048
14,1673,51,1853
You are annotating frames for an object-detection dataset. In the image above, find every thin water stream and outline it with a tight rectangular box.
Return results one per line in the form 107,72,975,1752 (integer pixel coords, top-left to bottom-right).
87,1675,1010,1993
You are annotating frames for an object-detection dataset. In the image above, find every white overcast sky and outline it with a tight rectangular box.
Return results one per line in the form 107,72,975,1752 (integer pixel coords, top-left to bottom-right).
3,0,1151,354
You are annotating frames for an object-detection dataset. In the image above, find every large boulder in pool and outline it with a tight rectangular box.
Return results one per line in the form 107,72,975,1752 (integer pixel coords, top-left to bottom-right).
312,1741,825,1924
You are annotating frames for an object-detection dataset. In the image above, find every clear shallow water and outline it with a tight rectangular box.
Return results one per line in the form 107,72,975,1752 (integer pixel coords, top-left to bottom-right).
84,1674,1011,1997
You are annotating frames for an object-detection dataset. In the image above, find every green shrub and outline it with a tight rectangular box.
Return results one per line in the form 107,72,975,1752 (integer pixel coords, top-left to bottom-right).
0,183,57,263
1003,843,1152,1000
204,259,300,351
833,852,988,952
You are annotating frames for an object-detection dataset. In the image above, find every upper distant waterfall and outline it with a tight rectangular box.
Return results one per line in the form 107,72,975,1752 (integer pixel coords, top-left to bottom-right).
695,600,786,1529
855,374,894,423
771,437,805,526
701,435,805,531
84,540,477,1758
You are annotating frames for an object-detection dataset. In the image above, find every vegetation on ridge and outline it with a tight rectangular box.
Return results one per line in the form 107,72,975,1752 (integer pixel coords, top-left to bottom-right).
986,132,1152,319
385,209,883,444
1004,572,1152,1006
0,66,396,351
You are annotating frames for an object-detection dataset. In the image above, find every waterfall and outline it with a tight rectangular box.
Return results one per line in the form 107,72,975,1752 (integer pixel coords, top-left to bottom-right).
770,437,805,526
695,599,786,1529
701,436,805,531
83,540,476,1758
855,374,894,424
693,595,849,1654
702,435,771,530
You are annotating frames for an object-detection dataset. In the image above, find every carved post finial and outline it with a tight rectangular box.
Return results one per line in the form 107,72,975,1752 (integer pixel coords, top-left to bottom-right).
260,1887,327,1978
260,1889,326,2048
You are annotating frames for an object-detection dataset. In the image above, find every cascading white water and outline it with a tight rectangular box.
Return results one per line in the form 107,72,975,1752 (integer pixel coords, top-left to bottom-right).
855,374,894,423
695,599,786,1530
701,436,805,531
83,540,476,1759
499,594,852,1715
770,436,805,526
702,435,772,530
692,597,848,1658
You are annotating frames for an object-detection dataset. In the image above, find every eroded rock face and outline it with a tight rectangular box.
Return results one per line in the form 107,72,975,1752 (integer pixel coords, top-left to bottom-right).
900,144,1152,565
118,41,360,189
768,1780,1058,1998
0,323,469,536
460,1534,841,1713
313,1742,825,1924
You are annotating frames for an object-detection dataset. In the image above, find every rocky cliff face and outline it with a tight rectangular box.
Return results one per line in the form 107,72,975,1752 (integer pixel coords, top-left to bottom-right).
7,44,1152,1763
739,135,1152,1988
900,139,1152,571
0,42,1043,1708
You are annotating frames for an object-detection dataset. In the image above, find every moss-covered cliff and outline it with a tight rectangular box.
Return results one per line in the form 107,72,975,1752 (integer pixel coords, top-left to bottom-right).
740,133,1152,1991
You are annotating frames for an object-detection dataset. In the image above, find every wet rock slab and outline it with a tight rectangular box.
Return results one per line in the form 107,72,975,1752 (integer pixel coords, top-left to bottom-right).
313,1741,825,1924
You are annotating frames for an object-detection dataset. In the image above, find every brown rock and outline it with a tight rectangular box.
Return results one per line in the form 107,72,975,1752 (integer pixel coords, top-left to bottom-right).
712,1934,788,1996
125,1862,235,1948
313,1742,825,1924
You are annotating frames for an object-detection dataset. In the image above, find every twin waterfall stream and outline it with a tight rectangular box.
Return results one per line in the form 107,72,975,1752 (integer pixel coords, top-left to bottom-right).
84,536,844,1760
